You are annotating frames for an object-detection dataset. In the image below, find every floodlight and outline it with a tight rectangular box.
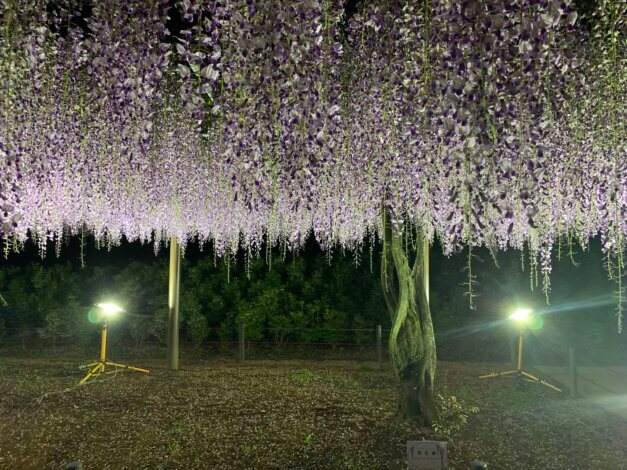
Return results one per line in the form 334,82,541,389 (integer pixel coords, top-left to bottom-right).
479,307,560,392
79,302,148,384
95,302,124,317
509,308,532,322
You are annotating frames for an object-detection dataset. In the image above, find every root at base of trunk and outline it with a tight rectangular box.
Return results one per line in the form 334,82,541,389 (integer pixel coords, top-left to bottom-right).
397,367,439,426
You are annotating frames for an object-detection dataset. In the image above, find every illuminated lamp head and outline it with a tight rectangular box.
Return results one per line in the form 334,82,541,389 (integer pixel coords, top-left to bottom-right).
509,308,533,323
95,302,124,319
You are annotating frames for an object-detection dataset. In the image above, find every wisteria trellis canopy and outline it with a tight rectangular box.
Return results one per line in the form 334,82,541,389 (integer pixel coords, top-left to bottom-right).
0,1,625,277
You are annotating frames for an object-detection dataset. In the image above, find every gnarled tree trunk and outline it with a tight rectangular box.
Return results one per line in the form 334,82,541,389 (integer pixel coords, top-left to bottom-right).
381,210,438,425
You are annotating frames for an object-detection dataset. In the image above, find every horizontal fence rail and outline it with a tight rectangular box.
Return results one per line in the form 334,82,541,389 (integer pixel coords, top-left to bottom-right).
2,318,624,367
0,325,391,365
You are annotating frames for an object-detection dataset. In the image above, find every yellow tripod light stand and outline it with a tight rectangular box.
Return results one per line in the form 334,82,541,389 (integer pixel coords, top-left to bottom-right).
479,308,561,392
79,303,149,385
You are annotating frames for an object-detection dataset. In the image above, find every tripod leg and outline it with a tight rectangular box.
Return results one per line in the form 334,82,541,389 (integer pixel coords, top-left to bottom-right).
521,371,562,392
521,371,541,381
79,362,103,385
106,361,149,374
479,369,517,379
538,380,562,393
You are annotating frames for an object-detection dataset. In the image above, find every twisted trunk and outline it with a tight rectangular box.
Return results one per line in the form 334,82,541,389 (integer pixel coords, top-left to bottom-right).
381,210,438,425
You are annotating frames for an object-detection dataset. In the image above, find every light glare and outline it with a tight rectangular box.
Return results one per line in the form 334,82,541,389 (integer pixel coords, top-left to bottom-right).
96,302,124,316
509,308,533,322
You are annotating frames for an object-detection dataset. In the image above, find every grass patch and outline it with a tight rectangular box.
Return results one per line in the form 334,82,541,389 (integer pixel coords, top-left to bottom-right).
293,368,317,385
0,355,625,469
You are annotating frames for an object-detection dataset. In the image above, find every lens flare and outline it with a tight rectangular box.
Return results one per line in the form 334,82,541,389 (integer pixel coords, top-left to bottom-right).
536,295,616,316
87,308,100,324
530,315,544,330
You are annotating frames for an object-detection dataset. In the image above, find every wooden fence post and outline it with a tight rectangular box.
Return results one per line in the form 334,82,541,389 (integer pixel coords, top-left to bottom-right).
239,323,245,362
569,347,577,398
376,325,382,368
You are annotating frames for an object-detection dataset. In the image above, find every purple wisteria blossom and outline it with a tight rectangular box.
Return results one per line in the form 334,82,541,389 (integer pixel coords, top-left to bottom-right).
0,0,625,317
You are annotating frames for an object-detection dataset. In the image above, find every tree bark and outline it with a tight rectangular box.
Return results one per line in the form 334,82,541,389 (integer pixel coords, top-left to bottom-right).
381,209,438,425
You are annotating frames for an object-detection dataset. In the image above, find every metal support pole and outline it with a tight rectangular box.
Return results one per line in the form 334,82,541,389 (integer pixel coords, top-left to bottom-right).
239,323,245,362
517,331,524,371
167,236,181,370
569,347,577,398
376,325,382,368
100,322,108,362
510,334,517,366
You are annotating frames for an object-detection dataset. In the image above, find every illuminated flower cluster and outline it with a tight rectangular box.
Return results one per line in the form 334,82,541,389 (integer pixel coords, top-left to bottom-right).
0,0,624,278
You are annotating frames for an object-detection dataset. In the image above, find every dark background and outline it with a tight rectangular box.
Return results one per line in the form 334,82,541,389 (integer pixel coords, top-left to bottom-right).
0,233,623,366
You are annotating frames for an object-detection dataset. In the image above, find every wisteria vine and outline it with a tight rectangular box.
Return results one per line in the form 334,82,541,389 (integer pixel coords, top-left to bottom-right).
0,0,625,322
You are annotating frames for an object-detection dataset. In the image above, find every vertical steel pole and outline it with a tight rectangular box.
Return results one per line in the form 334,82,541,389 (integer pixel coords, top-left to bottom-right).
376,324,382,368
517,332,524,371
510,334,517,366
569,347,577,398
167,236,181,370
100,322,107,362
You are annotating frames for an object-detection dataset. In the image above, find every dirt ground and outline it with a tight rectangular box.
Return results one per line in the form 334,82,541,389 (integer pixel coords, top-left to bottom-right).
0,353,626,469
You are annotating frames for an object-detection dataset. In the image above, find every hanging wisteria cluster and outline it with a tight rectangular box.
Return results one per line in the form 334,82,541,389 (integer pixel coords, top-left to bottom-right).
0,0,625,301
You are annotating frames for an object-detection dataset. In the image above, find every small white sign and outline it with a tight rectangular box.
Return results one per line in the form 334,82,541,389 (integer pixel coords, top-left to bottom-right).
407,440,448,470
